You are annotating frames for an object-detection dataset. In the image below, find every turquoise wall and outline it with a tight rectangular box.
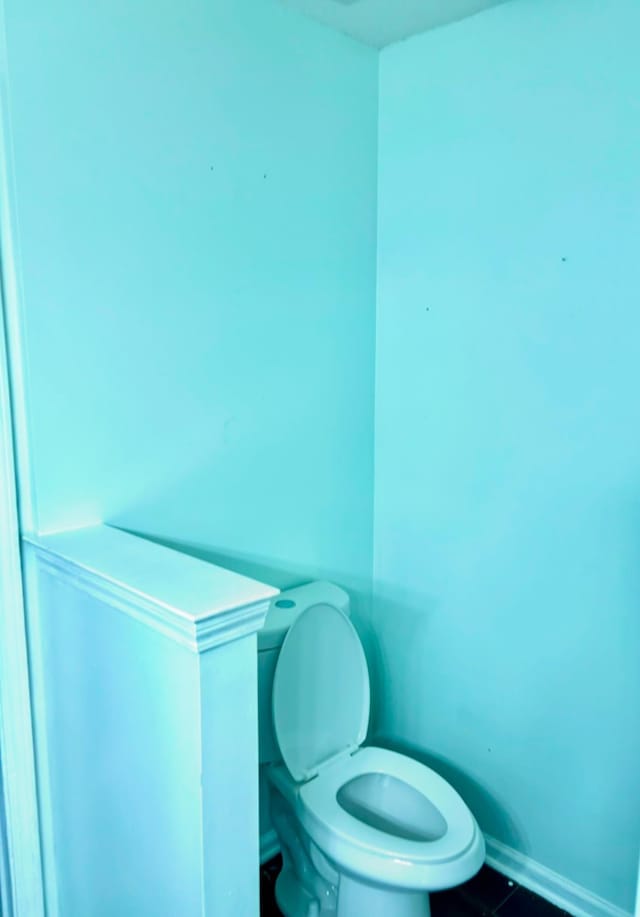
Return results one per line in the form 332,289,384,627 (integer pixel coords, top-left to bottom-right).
4,0,640,910
374,0,640,909
3,0,377,610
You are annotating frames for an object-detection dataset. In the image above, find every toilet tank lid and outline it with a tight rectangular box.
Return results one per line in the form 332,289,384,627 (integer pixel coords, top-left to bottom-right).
259,581,350,651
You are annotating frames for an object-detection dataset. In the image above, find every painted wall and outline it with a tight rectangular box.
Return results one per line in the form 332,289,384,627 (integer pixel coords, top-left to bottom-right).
2,0,377,614
5,0,640,910
374,0,640,910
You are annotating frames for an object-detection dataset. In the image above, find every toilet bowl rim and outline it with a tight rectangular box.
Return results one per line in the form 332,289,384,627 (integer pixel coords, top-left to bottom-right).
300,799,485,891
298,745,478,867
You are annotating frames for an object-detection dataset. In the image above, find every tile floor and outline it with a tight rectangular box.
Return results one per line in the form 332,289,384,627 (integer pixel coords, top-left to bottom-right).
260,856,572,917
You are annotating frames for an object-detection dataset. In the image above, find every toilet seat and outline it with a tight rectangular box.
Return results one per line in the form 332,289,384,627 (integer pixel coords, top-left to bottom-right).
272,601,369,782
298,746,480,890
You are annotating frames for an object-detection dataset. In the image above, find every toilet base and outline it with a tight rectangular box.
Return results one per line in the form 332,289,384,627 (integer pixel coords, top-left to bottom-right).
275,867,431,917
268,765,458,917
336,875,430,917
276,864,326,917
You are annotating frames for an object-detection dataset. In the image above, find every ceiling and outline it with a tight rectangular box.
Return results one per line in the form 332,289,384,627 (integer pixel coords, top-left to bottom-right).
279,0,509,48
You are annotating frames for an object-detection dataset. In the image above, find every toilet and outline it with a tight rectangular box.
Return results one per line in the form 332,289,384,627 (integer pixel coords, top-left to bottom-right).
259,582,485,917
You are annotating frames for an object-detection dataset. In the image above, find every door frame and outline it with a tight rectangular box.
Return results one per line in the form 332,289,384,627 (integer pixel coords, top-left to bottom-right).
0,2,45,912
0,283,44,917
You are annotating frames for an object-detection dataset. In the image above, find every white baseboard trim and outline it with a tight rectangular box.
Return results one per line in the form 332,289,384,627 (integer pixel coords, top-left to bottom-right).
485,836,632,917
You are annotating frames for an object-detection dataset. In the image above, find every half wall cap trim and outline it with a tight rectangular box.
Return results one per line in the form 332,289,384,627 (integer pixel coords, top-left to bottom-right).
23,525,278,653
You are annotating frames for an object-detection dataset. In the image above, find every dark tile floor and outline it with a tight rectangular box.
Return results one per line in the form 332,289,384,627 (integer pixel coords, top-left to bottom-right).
260,856,571,917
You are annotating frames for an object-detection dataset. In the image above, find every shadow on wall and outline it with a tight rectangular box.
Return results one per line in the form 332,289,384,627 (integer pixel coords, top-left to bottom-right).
119,529,310,590
367,581,440,739
374,736,526,857
368,581,527,856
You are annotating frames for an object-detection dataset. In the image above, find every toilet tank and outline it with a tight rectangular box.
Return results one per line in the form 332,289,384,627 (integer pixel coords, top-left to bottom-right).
258,581,350,765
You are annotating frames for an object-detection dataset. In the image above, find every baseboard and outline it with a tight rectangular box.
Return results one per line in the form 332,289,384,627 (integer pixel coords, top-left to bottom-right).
485,836,632,917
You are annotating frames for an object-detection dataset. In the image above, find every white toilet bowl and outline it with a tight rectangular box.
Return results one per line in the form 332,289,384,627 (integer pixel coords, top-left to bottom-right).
268,599,485,917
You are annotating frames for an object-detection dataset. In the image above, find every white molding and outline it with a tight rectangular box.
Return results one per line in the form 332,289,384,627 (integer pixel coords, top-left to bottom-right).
195,600,270,653
0,11,46,907
19,549,58,917
486,835,632,917
23,535,273,654
21,525,276,915
0,197,45,917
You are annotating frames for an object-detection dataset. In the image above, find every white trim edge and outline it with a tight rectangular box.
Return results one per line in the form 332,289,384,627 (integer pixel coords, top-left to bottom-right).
0,186,45,917
486,836,632,917
23,538,272,654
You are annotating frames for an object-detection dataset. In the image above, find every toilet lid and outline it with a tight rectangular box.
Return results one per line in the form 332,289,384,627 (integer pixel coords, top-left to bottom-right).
272,602,370,782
